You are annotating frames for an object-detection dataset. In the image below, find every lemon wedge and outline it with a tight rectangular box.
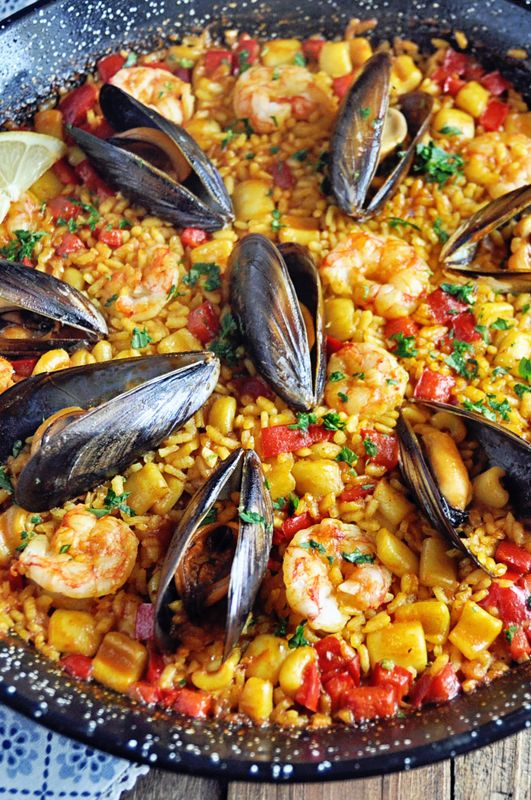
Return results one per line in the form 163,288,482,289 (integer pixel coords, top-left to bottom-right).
0,131,66,223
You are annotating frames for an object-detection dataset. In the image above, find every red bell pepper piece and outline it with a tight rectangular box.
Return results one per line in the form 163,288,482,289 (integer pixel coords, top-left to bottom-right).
332,73,356,99
97,53,126,82
270,161,295,189
302,38,325,61
9,358,37,377
315,636,360,683
48,195,79,221
426,288,468,324
75,160,113,199
414,369,455,402
463,60,484,81
8,571,24,591
52,158,80,185
260,423,333,458
60,654,93,680
480,71,510,95
59,83,98,126
326,335,344,355
339,482,376,502
277,511,314,544
431,67,466,96
145,60,172,72
409,671,433,708
129,681,162,704
410,664,460,707
79,117,115,139
146,647,164,683
134,603,154,641
204,49,233,77
167,687,212,718
449,311,481,343
343,685,398,720
98,228,123,248
372,662,413,702
233,38,260,72
480,581,530,625
56,233,85,257
479,98,509,132
495,541,531,574
187,301,220,345
360,429,399,471
233,375,274,401
507,626,531,660
322,671,357,711
180,227,208,248
384,317,419,341
442,48,469,75
294,660,321,712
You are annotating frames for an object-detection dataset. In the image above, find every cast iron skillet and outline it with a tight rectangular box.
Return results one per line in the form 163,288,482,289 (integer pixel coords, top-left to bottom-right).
0,0,530,783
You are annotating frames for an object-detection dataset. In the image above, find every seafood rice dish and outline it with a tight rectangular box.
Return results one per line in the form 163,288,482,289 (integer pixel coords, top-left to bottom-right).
0,17,531,728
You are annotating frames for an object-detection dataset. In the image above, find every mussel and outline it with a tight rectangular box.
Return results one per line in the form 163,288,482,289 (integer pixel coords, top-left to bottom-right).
440,183,531,292
0,259,107,356
228,234,325,411
397,400,531,572
329,52,433,220
154,447,273,658
1,351,220,511
69,84,234,231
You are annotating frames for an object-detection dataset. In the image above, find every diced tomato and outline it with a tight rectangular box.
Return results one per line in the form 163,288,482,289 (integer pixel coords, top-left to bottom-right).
59,83,98,126
56,233,84,257
204,49,233,77
174,67,191,83
233,38,260,72
519,573,531,595
180,227,208,248
360,429,399,471
315,636,360,683
7,571,24,591
480,582,530,625
260,423,333,458
276,511,314,544
98,228,123,248
332,73,356,100
508,626,531,660
384,317,419,341
323,671,358,711
79,117,115,139
409,671,433,708
60,654,93,680
372,662,413,702
145,60,172,72
326,335,344,355
129,681,162,704
343,685,398,720
9,358,37,377
48,195,78,221
146,647,164,683
414,369,456,402
442,48,469,75
294,660,321,712
21,257,33,267
97,53,126,82
168,687,212,718
233,375,274,400
302,38,325,61
424,664,461,705
75,160,113,199
449,311,481,343
431,67,466,96
463,60,485,81
495,541,531,575
480,71,510,95
52,158,80,185
187,301,220,345
134,603,154,641
339,482,376,502
479,98,509,132
270,161,295,189
426,288,468,324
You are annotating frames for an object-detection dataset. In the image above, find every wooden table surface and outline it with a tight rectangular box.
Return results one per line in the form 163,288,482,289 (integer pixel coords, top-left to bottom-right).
123,728,531,800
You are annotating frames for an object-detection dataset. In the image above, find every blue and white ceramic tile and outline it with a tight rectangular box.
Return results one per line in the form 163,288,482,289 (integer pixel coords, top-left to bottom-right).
0,704,149,798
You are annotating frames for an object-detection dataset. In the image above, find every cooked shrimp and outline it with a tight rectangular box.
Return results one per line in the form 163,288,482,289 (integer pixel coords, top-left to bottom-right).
0,357,14,393
18,505,138,598
321,230,431,320
233,64,333,134
507,214,531,271
283,518,392,632
0,506,28,566
464,133,531,199
110,67,194,125
112,245,182,321
325,342,408,418
1,193,42,238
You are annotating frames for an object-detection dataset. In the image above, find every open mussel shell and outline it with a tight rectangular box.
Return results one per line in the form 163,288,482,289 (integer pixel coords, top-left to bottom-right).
154,447,273,659
329,52,433,219
440,183,531,291
69,85,234,231
228,234,324,411
414,399,531,522
0,259,107,356
5,351,220,511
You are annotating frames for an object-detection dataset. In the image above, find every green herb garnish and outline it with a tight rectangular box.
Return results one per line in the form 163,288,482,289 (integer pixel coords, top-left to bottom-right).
1,230,46,262
288,621,310,649
288,412,317,431
440,282,475,304
438,126,463,136
329,371,346,382
390,332,418,358
363,438,378,457
274,616,289,637
322,412,346,431
491,318,511,330
131,327,152,349
336,447,358,466
341,549,375,565
387,217,421,231
445,339,478,379
414,141,464,187
183,262,221,291
433,217,449,244
0,466,13,494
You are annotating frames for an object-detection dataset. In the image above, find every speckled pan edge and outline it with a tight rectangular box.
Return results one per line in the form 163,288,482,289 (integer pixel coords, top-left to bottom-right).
0,0,530,782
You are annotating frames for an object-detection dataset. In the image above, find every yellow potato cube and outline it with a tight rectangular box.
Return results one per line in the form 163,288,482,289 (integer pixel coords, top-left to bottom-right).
319,41,353,77
232,180,275,221
366,621,427,672
394,600,451,645
185,118,221,149
292,459,343,497
245,634,289,682
449,601,503,660
34,109,64,140
262,39,302,67
92,632,147,693
278,646,315,695
152,476,185,515
266,455,296,500
494,329,531,376
239,676,274,723
189,238,233,270
455,81,490,118
419,536,457,590
325,297,356,341
391,55,423,94
48,609,101,657
62,267,84,291
349,37,373,66
374,480,414,530
433,108,475,140
30,169,64,202
376,528,419,577
125,463,169,515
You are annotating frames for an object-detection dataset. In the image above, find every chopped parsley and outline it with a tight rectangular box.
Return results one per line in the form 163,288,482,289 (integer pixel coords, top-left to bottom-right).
292,149,309,162
123,52,137,67
270,145,280,155
178,57,194,68
59,544,71,554
463,398,497,422
202,507,218,525
414,141,464,187
238,48,251,73
440,282,475,304
487,395,511,421
341,549,375,565
288,493,299,515
433,217,449,244
363,438,378,457
322,412,346,431
119,219,131,230
288,621,310,649
300,539,327,554
336,447,358,466
491,318,511,330
504,624,518,644
245,152,255,160
272,67,280,80
131,327,152,349
271,115,279,127
380,658,395,670
293,52,307,66
329,371,346,382
352,372,365,380
271,209,285,232
11,440,23,458
387,217,421,231
360,106,371,119
315,151,329,172
474,324,490,343
239,508,272,532
391,332,418,358
167,284,183,300
105,293,118,307
30,515,42,525
0,466,13,494
514,384,531,398
438,125,463,136
208,313,240,365
337,391,349,403
183,261,221,291
1,230,46,262
89,487,133,518
445,339,478,379
15,530,36,552
492,366,508,377
274,616,289,637
272,497,286,511
518,357,531,382
288,412,317,431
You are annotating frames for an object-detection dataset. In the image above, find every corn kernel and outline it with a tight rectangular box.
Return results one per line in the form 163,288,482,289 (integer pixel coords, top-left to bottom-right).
92,340,113,362
62,267,84,291
192,648,240,690
319,41,353,77
125,463,169,515
449,601,503,660
366,620,427,672
419,537,457,589
266,455,296,500
152,476,184,514
374,480,413,530
239,676,273,723
48,609,101,656
376,528,419,577
92,632,147,692
395,600,451,645
190,239,232,269
158,329,202,353
455,81,490,118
